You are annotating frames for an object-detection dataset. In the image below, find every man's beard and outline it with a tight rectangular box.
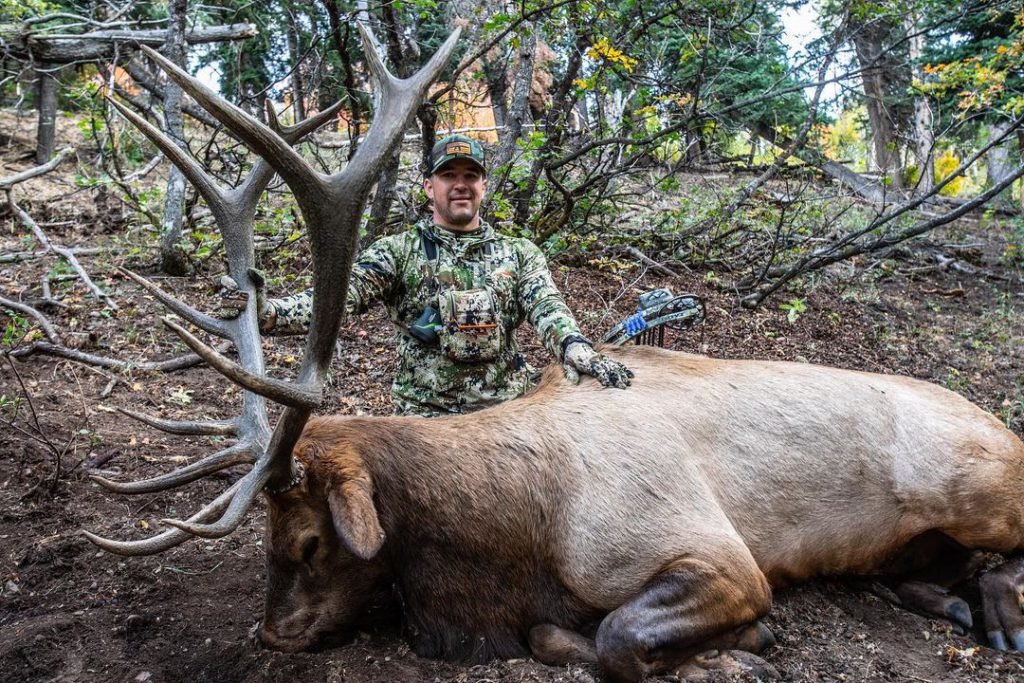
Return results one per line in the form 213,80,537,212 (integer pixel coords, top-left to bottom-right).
439,198,477,226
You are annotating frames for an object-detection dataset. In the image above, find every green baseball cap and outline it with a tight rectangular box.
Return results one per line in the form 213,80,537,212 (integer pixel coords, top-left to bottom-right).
429,134,486,175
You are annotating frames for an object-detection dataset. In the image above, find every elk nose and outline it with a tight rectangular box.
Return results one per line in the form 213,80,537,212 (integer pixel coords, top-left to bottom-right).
258,618,314,652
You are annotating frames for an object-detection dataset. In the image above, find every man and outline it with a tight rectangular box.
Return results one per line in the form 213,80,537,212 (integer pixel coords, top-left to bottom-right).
233,133,631,416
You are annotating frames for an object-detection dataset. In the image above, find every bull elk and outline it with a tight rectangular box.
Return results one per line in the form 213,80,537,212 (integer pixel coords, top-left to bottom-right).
82,23,1024,683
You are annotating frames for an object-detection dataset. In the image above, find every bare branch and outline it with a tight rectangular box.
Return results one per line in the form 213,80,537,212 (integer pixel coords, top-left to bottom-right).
8,340,211,373
0,147,75,189
0,295,60,343
6,191,118,310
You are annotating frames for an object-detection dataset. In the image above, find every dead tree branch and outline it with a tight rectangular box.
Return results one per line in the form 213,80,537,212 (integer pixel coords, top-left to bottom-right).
0,147,75,189
0,294,212,372
4,190,118,310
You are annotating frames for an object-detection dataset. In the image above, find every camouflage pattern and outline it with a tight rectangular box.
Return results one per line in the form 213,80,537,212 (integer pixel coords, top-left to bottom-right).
267,219,583,416
438,288,503,362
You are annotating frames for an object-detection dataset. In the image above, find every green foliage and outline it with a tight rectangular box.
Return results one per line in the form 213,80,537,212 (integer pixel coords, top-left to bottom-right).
2,313,30,349
0,0,56,20
780,298,807,324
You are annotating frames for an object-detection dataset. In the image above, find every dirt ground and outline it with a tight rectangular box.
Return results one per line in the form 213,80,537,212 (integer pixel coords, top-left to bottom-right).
4,113,1024,682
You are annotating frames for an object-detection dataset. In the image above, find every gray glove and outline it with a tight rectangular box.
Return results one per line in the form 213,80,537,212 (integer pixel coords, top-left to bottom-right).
216,268,274,331
563,341,633,388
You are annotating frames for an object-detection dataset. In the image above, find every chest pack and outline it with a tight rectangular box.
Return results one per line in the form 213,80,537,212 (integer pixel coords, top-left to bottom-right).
415,227,506,363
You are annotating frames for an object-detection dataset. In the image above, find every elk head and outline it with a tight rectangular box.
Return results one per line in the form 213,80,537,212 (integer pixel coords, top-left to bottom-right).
259,432,390,651
82,23,460,647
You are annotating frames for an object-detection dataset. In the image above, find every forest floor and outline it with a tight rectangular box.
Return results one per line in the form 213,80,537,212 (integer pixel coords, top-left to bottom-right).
3,110,1024,682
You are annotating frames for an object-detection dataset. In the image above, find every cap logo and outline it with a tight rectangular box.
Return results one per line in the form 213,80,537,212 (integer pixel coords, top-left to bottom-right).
445,141,472,155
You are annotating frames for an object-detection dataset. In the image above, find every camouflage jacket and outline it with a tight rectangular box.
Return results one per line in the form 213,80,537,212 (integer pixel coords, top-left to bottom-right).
267,219,583,416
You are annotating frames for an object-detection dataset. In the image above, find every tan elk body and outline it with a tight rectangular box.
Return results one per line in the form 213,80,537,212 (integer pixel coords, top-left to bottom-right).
259,345,1024,679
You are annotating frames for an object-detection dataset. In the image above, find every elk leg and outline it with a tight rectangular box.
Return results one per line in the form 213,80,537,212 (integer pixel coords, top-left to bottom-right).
595,546,772,682
979,554,1024,651
884,531,983,631
895,581,973,631
528,624,598,665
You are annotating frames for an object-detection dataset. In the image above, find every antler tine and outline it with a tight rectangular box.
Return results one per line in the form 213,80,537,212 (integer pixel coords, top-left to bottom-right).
340,26,462,186
294,25,463,379
161,463,271,538
138,45,327,201
82,478,244,556
91,443,255,494
117,407,238,436
106,96,224,210
119,268,229,338
279,99,346,142
162,317,321,408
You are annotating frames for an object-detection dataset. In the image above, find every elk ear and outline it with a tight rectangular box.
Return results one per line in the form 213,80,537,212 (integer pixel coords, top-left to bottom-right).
327,482,384,561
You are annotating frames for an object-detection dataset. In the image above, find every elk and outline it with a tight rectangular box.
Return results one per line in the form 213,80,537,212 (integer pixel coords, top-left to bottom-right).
82,23,1024,683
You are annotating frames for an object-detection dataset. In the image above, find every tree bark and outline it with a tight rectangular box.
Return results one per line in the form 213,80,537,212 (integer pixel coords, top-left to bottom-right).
987,119,1018,209
286,7,306,123
34,64,59,164
851,16,902,189
486,25,537,209
159,0,190,276
907,17,934,195
1,23,255,63
482,54,509,131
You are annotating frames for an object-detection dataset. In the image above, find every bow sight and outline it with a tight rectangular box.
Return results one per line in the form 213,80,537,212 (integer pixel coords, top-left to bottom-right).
600,289,705,347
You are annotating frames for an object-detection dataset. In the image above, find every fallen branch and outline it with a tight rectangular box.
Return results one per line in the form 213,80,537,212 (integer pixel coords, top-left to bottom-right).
0,294,222,372
0,247,110,264
5,190,119,310
740,159,1024,307
605,245,680,277
0,147,75,189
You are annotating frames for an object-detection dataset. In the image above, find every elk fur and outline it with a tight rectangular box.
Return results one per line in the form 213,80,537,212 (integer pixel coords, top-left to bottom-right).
260,345,1024,673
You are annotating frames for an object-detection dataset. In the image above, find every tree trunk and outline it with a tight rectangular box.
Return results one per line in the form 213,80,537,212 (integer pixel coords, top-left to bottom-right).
486,25,537,209
286,7,306,122
987,120,1018,209
364,0,418,239
907,16,933,195
1019,130,1024,213
1,22,255,62
34,64,59,164
851,17,902,190
159,0,190,276
513,32,586,230
321,0,364,156
482,54,509,131
365,151,401,243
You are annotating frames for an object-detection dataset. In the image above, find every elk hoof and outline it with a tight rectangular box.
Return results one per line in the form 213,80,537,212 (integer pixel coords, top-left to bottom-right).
674,649,779,681
943,597,973,631
1011,629,1024,651
989,630,1009,651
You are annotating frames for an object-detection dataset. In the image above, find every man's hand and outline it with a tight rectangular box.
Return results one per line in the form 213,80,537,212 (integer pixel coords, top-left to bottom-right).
216,268,274,331
563,341,633,388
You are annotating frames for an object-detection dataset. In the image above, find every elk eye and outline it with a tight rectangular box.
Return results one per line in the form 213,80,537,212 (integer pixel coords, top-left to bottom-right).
301,536,319,565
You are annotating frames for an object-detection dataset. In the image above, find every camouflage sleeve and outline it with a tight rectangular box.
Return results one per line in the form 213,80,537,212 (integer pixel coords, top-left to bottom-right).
267,237,402,335
516,240,583,360
267,287,314,335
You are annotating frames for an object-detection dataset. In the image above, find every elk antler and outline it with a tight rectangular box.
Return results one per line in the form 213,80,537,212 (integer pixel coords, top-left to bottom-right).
85,24,460,554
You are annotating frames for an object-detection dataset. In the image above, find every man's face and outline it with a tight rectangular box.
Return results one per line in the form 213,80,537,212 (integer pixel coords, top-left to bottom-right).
424,159,486,232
